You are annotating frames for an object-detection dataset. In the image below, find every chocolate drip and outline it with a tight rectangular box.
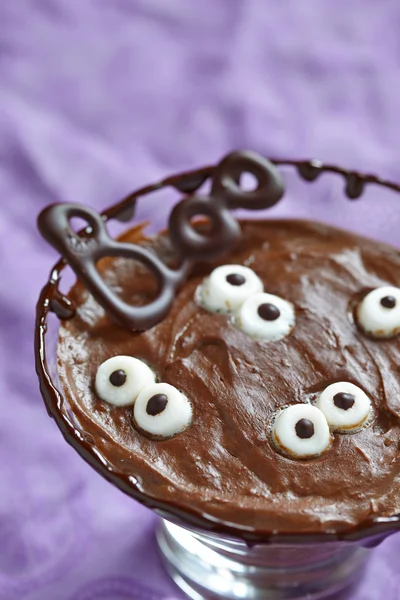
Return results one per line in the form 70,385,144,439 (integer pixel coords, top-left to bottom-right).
113,204,136,223
297,161,323,182
165,172,210,194
50,290,75,320
345,173,366,200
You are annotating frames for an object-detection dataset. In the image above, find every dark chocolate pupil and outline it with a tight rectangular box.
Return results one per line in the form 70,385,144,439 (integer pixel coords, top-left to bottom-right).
226,273,246,286
146,393,168,416
258,303,280,321
295,418,315,439
109,369,127,387
380,295,396,309
333,392,355,410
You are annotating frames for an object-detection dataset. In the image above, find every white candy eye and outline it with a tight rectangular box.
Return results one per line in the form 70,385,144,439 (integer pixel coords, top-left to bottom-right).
133,383,193,439
199,264,264,313
95,356,156,407
357,286,400,338
236,292,295,341
315,382,371,432
272,404,332,459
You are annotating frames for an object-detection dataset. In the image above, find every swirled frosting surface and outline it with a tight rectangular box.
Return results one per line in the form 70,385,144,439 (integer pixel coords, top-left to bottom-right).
57,219,400,533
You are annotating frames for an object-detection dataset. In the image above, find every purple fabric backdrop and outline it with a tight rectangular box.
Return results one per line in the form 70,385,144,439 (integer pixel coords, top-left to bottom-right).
1,1,400,598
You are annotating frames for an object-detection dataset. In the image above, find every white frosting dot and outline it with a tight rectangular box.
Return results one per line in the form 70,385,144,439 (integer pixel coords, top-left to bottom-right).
272,404,332,459
198,264,263,313
357,286,400,338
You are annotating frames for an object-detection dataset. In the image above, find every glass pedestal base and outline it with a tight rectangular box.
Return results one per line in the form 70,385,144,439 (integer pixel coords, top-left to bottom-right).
156,520,369,600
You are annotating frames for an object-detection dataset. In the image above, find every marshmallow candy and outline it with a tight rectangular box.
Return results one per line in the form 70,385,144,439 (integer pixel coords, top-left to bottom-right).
198,264,263,313
272,404,332,459
95,356,155,407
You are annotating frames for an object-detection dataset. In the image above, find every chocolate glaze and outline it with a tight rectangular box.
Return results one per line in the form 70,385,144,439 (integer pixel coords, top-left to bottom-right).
35,159,400,544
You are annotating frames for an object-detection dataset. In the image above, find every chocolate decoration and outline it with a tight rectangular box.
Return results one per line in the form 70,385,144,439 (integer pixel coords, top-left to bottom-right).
381,295,396,309
39,154,400,324
109,369,127,387
297,160,322,182
102,182,161,223
37,203,189,331
295,418,315,439
146,393,168,416
168,151,284,261
35,156,400,545
165,172,210,194
333,392,356,411
278,158,400,199
169,194,242,261
113,204,136,223
226,273,246,286
211,150,284,210
258,303,281,321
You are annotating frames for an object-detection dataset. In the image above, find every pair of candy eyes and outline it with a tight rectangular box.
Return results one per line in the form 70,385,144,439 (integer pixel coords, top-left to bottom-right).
199,264,295,341
273,381,372,459
95,356,192,439
199,265,400,341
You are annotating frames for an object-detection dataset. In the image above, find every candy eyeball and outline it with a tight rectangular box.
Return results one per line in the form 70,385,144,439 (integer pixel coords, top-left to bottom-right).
236,292,295,341
133,382,193,439
357,286,400,338
272,404,332,459
95,356,156,407
199,264,263,313
315,382,371,432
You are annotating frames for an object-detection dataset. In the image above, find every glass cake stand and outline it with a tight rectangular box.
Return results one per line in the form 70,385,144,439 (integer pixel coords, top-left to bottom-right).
156,519,369,600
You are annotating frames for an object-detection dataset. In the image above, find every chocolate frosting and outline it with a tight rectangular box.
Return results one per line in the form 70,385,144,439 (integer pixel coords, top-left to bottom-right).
56,219,400,536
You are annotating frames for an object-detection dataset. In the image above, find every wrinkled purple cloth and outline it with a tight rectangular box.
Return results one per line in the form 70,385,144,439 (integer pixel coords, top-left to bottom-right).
1,1,400,598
